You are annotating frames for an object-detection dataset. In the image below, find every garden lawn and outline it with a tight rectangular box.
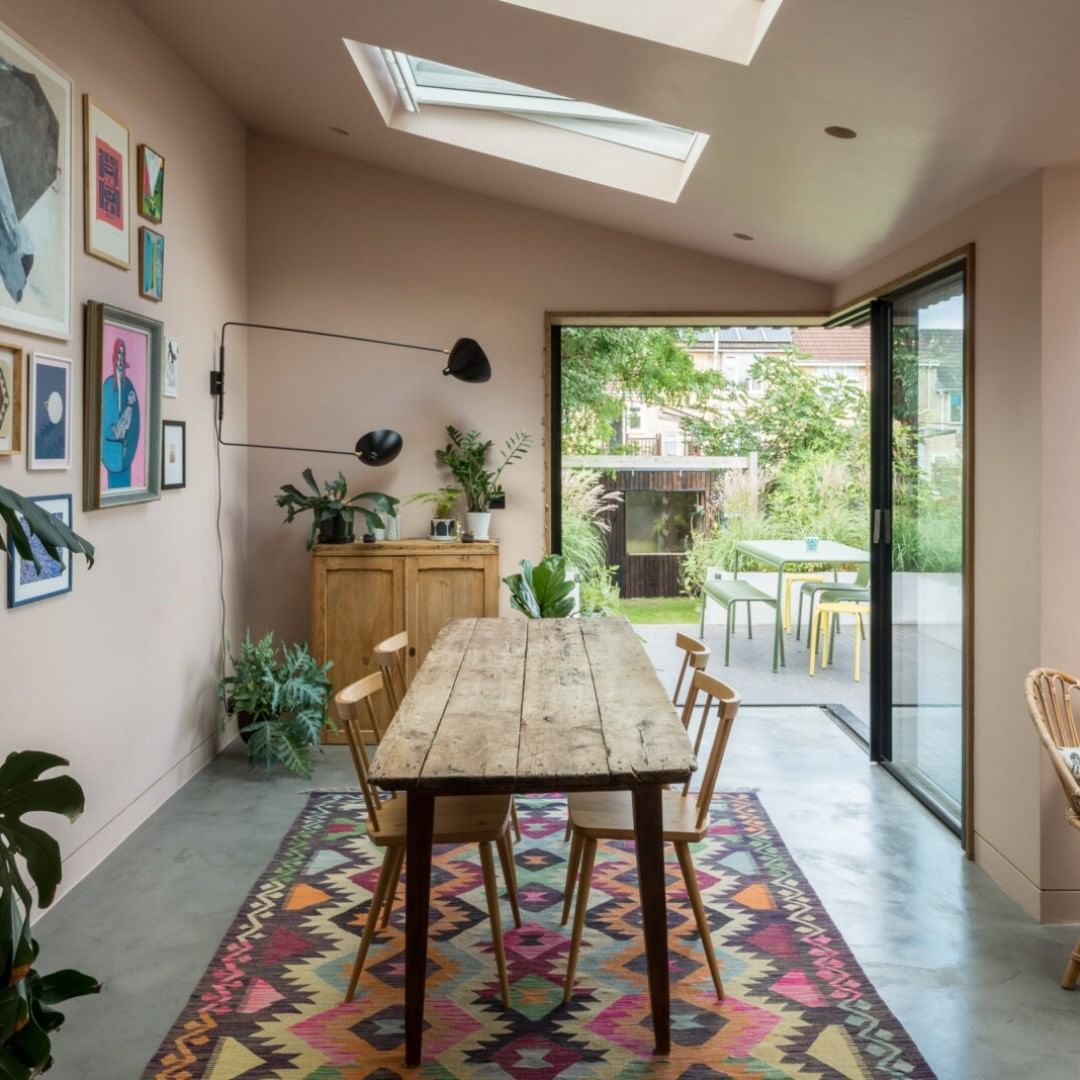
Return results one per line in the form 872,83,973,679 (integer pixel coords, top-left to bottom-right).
617,596,699,624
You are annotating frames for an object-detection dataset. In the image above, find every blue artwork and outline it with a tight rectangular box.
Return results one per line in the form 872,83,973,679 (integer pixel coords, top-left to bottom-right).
32,356,68,466
7,494,73,608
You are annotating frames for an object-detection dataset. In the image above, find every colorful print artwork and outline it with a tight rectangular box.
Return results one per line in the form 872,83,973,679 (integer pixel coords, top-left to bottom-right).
0,21,72,339
139,227,164,302
138,144,164,223
83,96,130,268
84,301,162,509
0,343,21,454
7,494,73,607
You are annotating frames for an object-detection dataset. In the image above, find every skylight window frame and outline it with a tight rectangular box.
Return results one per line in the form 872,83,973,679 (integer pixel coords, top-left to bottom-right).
380,48,699,163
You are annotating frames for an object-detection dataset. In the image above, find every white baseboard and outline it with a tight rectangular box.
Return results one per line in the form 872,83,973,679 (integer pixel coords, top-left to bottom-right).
42,725,237,915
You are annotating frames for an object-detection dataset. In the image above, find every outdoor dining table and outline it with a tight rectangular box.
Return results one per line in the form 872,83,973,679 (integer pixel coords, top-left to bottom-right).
368,615,697,1066
732,539,870,673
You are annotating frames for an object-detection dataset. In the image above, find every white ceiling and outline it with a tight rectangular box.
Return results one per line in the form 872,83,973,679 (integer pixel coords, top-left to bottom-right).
124,0,1080,283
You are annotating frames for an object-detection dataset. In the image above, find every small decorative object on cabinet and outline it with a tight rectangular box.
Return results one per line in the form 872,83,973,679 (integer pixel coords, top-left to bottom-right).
436,425,531,540
0,21,72,340
404,487,461,541
276,468,397,549
83,95,131,268
138,226,164,301
83,302,163,508
6,493,73,607
162,419,185,489
27,352,72,470
137,143,164,223
0,343,22,454
311,539,499,741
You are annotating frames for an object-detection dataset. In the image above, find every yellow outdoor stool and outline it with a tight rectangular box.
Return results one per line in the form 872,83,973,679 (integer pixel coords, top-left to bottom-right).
809,600,870,682
782,573,827,633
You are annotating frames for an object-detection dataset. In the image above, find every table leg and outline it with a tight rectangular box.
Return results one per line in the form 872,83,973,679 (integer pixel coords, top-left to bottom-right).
632,784,670,1055
404,789,435,1067
772,563,785,672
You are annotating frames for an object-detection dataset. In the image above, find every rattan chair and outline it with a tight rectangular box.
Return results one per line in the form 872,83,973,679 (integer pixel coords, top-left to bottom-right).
1025,667,1080,989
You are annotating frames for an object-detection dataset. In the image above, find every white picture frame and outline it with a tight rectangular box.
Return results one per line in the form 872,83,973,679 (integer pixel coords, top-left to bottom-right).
27,351,71,470
83,94,131,269
164,338,179,397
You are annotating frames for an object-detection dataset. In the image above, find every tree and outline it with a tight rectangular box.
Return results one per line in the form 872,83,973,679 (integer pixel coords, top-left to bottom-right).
560,327,724,454
683,351,867,467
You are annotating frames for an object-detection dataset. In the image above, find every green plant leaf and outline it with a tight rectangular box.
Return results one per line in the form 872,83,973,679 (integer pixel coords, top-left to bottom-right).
301,468,320,495
0,486,94,571
0,754,69,793
32,970,101,1007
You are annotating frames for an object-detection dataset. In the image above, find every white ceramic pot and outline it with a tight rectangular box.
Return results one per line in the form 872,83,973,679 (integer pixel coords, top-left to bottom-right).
430,518,458,541
385,515,400,541
371,527,386,541
466,512,492,540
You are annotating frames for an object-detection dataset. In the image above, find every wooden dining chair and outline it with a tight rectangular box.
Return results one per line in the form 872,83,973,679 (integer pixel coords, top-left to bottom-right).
336,673,522,1008
672,633,710,707
560,669,740,1002
1026,667,1080,988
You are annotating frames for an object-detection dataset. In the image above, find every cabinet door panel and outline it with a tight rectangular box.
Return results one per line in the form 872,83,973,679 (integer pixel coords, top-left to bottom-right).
316,557,403,742
406,555,491,678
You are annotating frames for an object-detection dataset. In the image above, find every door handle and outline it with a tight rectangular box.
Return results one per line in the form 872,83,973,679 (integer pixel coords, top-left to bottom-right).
873,509,881,544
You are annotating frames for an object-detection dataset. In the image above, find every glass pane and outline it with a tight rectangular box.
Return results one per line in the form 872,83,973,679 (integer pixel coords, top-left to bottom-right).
889,270,965,820
625,490,698,554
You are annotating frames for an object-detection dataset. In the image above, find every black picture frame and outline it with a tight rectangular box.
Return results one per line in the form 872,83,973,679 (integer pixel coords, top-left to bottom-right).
161,419,186,490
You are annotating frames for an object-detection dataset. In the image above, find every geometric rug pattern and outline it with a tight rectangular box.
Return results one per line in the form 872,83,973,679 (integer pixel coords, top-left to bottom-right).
144,792,934,1078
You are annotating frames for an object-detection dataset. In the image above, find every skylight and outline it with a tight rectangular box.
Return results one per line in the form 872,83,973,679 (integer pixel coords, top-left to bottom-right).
346,41,708,202
382,51,699,162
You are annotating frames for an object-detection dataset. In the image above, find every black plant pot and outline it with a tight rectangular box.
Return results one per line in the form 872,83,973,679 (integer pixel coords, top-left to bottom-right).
318,515,354,545
236,710,270,745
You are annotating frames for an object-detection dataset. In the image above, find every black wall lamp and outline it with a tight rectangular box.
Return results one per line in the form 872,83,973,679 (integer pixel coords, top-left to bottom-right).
209,321,491,464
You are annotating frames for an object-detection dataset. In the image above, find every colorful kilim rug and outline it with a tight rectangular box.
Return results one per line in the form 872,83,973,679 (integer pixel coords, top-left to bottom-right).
144,792,934,1079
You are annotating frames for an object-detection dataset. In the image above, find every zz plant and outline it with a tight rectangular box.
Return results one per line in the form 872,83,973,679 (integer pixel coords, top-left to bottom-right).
436,426,531,513
504,555,576,619
219,632,334,779
0,753,100,1077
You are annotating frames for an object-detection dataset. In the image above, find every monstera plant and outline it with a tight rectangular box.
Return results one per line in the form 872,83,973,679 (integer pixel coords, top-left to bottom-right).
0,753,100,1077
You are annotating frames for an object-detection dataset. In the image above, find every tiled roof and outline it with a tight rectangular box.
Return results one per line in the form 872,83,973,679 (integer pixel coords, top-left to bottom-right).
791,326,869,364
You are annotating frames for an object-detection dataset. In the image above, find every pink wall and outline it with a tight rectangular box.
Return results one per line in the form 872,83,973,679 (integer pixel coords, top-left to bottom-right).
0,0,248,900
242,134,831,645
835,175,1053,916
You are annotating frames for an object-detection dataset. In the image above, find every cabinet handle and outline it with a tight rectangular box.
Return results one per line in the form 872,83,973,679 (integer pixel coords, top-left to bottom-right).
408,647,416,657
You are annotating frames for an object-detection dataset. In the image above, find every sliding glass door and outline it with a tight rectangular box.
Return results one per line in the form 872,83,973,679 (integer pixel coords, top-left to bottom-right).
870,260,970,839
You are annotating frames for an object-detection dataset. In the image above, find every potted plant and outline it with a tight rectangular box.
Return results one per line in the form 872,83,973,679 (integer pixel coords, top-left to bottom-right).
436,426,531,540
404,487,462,541
276,469,398,549
219,631,334,778
0,752,100,1075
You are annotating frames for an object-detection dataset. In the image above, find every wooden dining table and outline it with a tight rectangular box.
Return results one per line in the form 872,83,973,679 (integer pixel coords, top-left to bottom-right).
369,615,697,1066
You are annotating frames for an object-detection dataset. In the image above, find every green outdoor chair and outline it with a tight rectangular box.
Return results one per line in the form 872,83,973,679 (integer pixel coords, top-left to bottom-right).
699,571,783,668
795,563,869,645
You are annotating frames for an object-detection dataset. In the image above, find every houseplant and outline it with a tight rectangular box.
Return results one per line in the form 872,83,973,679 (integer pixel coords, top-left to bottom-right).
436,426,531,540
0,752,101,1077
276,469,397,549
219,631,334,778
504,555,576,618
404,487,462,541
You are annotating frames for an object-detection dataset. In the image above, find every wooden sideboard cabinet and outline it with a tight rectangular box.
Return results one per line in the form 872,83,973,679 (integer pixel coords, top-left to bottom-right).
311,540,500,742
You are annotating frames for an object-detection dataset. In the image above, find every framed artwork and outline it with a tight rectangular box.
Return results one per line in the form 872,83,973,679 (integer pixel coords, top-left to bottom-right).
84,301,162,509
138,226,164,302
162,419,185,489
137,144,164,223
83,95,131,269
164,338,179,397
0,343,23,454
27,352,71,470
7,494,73,607
0,21,72,339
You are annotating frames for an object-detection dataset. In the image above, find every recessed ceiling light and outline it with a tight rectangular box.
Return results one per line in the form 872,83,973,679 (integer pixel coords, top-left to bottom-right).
733,232,754,241
329,125,350,136
824,125,857,140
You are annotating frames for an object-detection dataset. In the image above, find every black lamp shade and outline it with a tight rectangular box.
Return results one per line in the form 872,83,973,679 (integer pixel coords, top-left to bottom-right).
354,429,403,466
444,338,491,383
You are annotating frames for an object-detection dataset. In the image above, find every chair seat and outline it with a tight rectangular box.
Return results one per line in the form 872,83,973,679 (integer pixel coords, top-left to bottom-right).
370,794,512,846
567,789,707,843
703,579,775,607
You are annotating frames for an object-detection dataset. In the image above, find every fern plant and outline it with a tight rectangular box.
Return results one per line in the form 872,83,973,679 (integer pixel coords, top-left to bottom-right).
219,632,334,779
436,426,531,513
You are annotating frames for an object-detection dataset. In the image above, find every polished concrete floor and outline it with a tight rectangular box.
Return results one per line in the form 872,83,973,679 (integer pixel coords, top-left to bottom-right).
36,702,1080,1079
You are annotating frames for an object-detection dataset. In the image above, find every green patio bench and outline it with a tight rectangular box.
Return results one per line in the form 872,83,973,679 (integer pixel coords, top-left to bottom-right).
699,576,780,666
